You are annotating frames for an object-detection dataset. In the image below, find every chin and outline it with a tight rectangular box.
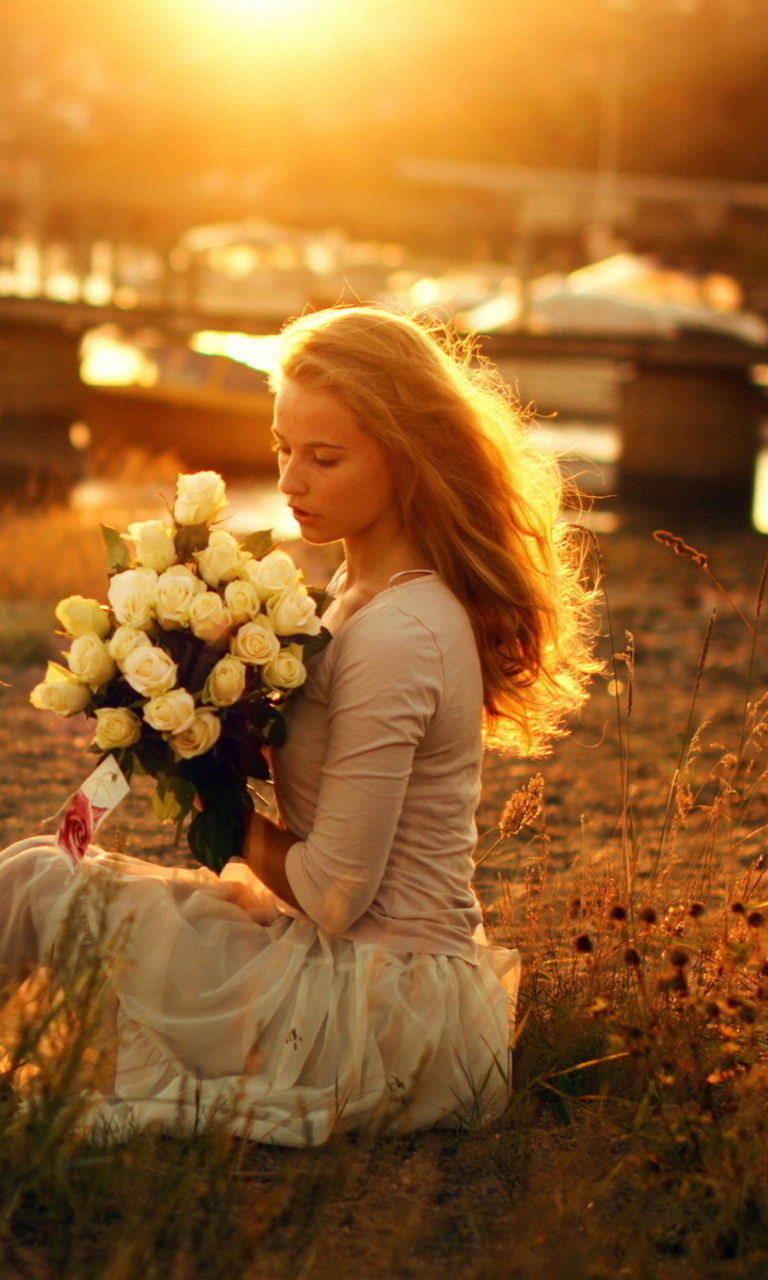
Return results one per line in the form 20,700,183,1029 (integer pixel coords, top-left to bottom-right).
300,529,336,547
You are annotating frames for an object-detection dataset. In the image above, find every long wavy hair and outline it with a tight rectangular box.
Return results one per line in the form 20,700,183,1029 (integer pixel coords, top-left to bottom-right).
273,305,601,755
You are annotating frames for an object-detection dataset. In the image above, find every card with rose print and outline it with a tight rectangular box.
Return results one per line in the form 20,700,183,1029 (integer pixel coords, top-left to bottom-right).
55,754,131,870
31,471,330,873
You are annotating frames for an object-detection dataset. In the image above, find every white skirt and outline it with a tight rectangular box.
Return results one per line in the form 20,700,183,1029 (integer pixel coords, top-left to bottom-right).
0,838,520,1146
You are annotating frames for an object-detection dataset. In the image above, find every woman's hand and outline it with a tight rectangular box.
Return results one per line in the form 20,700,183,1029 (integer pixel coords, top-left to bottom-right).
243,809,302,912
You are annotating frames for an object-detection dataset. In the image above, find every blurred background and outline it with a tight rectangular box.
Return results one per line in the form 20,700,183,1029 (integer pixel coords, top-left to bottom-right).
3,0,768,544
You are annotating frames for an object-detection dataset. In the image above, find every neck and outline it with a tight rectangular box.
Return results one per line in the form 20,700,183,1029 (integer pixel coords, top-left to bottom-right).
342,525,426,595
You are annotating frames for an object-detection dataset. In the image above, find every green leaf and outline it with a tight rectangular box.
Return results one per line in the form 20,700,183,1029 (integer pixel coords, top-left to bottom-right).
297,627,332,661
151,774,196,827
263,709,287,748
101,524,133,575
46,660,78,683
241,529,275,559
307,587,332,615
133,733,173,779
174,523,212,562
187,786,252,874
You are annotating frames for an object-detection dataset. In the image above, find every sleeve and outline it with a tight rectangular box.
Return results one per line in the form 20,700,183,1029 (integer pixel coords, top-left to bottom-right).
284,606,444,934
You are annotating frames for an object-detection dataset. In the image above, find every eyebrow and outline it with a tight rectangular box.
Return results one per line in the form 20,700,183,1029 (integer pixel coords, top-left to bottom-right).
271,430,349,450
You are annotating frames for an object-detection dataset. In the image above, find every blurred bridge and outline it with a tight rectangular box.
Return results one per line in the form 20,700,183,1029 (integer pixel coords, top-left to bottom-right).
1,294,767,520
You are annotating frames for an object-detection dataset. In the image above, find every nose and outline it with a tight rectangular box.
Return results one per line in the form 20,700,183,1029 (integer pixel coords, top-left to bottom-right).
277,452,308,497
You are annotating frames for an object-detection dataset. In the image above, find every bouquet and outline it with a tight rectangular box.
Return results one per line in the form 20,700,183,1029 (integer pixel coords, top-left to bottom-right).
30,470,329,872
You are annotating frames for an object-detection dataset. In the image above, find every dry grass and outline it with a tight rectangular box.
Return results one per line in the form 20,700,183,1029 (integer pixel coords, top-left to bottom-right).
3,495,768,1276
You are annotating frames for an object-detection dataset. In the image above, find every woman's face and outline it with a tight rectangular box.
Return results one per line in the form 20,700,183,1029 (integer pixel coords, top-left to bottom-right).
272,377,400,548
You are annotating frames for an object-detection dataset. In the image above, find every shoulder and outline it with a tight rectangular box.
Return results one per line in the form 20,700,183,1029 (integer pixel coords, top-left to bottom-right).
341,578,474,657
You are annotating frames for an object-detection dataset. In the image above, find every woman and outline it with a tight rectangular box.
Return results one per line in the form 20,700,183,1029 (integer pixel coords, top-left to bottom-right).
0,306,597,1144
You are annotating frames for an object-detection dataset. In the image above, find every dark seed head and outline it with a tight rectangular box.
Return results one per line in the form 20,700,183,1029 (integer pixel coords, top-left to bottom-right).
731,901,746,915
624,947,642,967
669,948,689,969
639,906,657,925
609,904,628,922
689,902,706,919
574,933,593,954
747,911,765,928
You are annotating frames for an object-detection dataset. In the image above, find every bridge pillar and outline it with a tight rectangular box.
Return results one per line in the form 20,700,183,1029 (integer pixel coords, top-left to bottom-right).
618,363,764,521
0,321,85,494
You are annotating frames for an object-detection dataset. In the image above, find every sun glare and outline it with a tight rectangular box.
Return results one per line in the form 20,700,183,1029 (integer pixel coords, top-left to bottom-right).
201,0,324,24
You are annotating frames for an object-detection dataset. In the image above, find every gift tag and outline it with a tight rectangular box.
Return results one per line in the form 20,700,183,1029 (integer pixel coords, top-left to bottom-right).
55,755,130,870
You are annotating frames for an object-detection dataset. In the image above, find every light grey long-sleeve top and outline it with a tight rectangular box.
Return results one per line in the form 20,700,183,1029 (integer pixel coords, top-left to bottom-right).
272,573,485,960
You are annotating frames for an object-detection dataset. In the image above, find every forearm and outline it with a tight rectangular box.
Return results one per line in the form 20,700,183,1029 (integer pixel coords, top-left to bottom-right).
243,809,302,912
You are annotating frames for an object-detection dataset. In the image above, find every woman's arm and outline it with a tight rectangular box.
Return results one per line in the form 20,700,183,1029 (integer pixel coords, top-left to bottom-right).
242,809,303,911
280,608,443,934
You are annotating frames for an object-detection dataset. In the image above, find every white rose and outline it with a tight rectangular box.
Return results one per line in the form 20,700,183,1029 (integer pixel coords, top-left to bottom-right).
155,564,206,629
127,520,176,573
108,625,152,670
244,549,302,602
229,619,281,666
173,471,227,526
262,645,307,691
171,709,221,760
107,568,158,630
143,688,197,735
202,655,247,707
267,586,321,637
195,529,251,588
55,595,110,640
93,707,142,751
188,592,232,643
67,633,118,687
223,578,260,625
30,675,90,717
122,644,178,697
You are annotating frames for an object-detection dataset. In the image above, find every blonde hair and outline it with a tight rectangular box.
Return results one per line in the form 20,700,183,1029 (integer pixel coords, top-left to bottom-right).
274,305,600,756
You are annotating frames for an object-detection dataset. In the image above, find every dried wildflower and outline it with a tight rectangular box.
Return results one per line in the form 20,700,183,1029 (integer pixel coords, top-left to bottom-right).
689,901,705,919
639,906,657,925
731,901,746,915
759,961,768,977
609,904,628,922
498,773,544,837
747,911,765,928
669,947,689,969
574,933,593,954
653,530,709,569
624,947,641,967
